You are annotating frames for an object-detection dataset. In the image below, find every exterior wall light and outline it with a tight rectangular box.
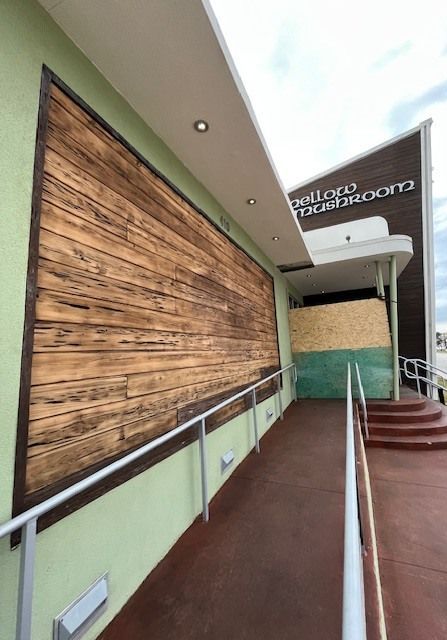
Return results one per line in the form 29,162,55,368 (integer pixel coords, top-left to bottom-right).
272,236,279,241
247,198,256,205
193,119,209,132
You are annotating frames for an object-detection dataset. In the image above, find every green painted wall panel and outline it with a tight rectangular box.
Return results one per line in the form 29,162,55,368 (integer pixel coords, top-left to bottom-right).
293,347,393,399
0,1,299,637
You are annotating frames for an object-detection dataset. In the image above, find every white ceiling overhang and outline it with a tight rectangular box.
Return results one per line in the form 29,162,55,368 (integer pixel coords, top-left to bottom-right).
284,235,414,296
38,0,312,268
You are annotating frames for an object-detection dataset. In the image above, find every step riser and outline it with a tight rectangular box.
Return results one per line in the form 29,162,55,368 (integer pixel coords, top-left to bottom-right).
369,425,447,437
364,400,426,413
367,410,442,424
366,439,447,450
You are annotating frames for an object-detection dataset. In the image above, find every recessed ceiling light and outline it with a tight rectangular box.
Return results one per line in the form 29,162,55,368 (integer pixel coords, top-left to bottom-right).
193,119,209,133
312,284,317,287
247,198,256,205
306,274,312,278
364,264,370,268
272,236,280,241
321,290,325,293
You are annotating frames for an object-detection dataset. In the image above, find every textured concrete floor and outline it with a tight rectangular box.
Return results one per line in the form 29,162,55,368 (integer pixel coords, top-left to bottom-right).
367,445,447,639
99,400,347,640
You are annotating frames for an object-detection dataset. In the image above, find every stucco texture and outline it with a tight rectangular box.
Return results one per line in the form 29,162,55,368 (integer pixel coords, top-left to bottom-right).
0,1,298,638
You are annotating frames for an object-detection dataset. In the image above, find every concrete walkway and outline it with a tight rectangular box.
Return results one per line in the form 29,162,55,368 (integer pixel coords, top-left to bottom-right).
367,445,447,639
99,400,347,640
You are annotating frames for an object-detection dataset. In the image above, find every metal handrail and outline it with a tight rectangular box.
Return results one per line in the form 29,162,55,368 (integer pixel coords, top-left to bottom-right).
401,356,447,399
354,362,369,440
342,363,367,640
0,362,296,640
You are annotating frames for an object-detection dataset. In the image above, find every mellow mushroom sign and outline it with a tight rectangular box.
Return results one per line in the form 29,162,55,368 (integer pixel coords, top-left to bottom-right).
290,179,416,218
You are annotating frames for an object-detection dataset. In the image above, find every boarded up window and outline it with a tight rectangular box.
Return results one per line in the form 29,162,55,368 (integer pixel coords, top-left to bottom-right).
14,71,280,525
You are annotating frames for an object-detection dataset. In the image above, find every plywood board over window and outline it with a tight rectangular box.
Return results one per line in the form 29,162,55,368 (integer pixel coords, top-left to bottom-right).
14,67,280,530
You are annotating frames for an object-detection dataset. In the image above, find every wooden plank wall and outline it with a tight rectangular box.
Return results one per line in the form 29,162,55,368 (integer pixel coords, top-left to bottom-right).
20,83,280,507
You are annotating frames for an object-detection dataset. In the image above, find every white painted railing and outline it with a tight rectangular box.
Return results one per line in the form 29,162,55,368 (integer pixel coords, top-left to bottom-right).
399,356,447,399
354,363,369,440
342,363,367,640
0,362,297,640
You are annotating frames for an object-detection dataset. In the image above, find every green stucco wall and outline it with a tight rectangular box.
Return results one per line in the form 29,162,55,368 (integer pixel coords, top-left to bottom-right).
293,347,393,398
0,1,298,638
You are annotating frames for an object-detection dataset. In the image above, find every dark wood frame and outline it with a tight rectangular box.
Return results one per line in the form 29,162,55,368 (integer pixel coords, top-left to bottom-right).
12,65,282,535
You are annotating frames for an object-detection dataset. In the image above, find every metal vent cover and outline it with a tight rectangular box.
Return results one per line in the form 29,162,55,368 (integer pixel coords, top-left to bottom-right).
53,573,108,640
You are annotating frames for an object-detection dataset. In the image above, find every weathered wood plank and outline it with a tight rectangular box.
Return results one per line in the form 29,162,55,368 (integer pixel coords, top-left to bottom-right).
30,350,277,386
127,362,262,397
51,87,271,289
26,409,177,493
38,228,241,316
38,258,175,315
35,289,269,344
43,146,276,323
33,322,278,353
42,174,127,239
40,199,176,280
30,376,127,420
45,120,273,310
27,373,269,459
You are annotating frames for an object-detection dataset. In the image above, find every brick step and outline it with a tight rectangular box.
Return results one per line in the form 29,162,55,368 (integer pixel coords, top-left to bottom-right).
365,398,426,412
367,405,442,424
369,418,447,437
366,433,447,450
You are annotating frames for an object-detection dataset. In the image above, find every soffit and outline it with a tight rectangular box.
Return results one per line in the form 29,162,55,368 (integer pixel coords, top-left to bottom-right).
38,0,312,267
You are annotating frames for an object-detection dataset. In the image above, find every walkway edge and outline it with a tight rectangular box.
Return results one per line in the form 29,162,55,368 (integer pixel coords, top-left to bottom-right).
356,405,388,640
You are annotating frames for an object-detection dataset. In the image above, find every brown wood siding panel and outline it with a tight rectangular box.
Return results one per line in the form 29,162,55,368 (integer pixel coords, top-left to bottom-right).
289,132,425,361
14,71,280,526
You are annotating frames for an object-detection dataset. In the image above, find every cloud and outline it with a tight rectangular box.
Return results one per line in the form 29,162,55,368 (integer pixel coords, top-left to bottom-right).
388,80,447,132
372,41,412,70
269,23,296,80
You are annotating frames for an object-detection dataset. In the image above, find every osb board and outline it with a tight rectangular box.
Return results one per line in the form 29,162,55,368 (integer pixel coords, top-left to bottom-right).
16,75,280,517
289,299,391,353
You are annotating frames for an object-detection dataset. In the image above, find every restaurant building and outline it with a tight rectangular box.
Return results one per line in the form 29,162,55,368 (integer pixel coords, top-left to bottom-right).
0,1,436,639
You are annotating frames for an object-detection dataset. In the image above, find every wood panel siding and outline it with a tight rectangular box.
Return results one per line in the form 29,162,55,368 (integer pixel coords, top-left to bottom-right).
289,132,425,362
14,71,280,525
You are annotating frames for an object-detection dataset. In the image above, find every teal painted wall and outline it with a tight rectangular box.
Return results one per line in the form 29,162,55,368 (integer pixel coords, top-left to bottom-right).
293,347,393,398
0,1,299,638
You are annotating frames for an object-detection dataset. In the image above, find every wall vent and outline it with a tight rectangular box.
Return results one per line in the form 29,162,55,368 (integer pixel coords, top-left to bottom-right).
53,573,108,640
221,449,234,473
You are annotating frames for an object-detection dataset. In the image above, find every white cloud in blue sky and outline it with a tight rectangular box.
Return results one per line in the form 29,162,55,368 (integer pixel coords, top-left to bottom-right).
210,0,447,331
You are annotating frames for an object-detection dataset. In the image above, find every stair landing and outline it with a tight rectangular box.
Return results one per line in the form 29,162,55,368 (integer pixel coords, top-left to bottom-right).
364,393,447,449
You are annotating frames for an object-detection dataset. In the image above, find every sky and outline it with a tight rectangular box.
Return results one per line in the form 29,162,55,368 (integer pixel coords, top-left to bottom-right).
210,0,447,333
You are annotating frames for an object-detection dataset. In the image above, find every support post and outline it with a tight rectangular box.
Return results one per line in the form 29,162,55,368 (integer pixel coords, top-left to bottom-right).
198,418,209,522
252,389,260,453
375,261,385,298
277,373,283,420
389,255,400,401
16,518,37,640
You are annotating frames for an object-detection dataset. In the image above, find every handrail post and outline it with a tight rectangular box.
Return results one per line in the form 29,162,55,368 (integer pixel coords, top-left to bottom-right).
198,418,209,522
293,365,297,402
252,389,260,453
16,518,37,640
415,362,421,398
277,373,283,420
